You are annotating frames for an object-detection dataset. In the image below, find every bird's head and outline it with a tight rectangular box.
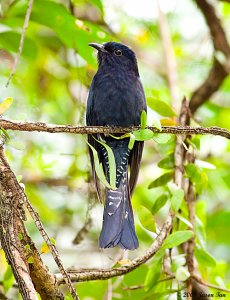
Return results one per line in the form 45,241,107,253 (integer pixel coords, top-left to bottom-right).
89,42,139,75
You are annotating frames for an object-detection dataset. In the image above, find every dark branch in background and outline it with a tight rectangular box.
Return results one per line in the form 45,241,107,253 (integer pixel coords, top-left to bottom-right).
5,0,34,87
0,118,230,139
189,0,230,113
196,0,230,56
190,58,228,113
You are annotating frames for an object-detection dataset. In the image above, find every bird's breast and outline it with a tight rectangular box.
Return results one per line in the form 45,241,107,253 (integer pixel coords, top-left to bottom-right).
93,70,143,127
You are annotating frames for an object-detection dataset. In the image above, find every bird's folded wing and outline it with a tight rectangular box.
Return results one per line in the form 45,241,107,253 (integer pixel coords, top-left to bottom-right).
129,141,144,196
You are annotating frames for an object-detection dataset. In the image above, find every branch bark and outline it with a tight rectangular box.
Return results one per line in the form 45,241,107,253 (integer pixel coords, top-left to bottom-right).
0,118,230,139
0,141,69,299
0,143,38,300
56,213,173,284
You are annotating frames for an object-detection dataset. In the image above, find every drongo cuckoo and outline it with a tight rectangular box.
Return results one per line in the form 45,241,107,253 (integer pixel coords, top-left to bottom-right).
86,42,146,249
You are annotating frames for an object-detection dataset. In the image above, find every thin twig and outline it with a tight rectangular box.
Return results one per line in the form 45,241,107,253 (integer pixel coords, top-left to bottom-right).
20,193,80,300
0,118,230,139
193,275,230,294
6,0,34,87
185,149,196,298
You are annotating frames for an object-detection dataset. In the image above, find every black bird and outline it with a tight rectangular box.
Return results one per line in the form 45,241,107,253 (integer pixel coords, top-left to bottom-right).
86,42,146,250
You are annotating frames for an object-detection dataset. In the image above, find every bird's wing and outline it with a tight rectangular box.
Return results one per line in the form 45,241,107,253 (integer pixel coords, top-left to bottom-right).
88,134,102,201
86,78,102,201
129,141,144,196
129,78,146,195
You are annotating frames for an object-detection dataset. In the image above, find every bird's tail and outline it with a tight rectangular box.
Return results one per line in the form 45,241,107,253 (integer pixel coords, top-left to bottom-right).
99,167,139,250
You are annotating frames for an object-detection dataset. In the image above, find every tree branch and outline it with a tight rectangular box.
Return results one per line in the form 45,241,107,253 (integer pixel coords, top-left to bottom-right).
195,0,230,57
18,221,64,300
189,58,228,113
19,186,80,300
0,118,229,139
0,142,78,299
56,213,173,284
190,0,230,113
0,143,38,300
193,275,230,294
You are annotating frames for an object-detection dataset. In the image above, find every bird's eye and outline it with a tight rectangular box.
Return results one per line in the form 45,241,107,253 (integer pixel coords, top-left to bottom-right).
114,49,122,56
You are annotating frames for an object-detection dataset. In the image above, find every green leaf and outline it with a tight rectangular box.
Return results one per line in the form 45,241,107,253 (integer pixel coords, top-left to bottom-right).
196,160,216,170
151,194,168,215
157,154,174,170
162,231,193,250
138,205,156,232
170,188,184,213
7,140,25,150
152,116,162,131
147,98,176,117
133,129,154,141
153,134,173,144
176,214,193,228
0,31,37,59
144,258,162,292
148,172,173,189
31,0,107,65
24,244,31,250
0,128,10,140
141,110,147,129
3,266,14,293
187,136,200,150
128,133,136,150
175,266,190,281
195,246,216,268
0,97,13,115
41,238,56,254
87,142,116,190
27,256,34,264
18,232,23,240
93,138,116,189
185,163,208,194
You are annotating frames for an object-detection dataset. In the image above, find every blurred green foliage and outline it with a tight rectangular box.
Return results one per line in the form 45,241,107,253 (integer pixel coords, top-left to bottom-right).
0,0,230,299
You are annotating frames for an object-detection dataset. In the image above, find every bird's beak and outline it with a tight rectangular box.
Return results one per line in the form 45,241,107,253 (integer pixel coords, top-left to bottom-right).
89,43,108,53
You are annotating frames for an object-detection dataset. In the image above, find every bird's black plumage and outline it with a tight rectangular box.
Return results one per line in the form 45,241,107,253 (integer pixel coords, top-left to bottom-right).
86,42,146,249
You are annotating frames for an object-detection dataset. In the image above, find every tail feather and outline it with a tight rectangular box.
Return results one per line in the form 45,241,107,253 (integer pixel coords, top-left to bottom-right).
99,170,138,250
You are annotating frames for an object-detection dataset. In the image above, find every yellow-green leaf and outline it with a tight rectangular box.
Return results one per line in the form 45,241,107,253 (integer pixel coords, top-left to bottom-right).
87,142,116,190
93,138,117,189
147,98,176,117
162,231,193,250
141,110,147,129
0,97,13,115
128,133,136,150
138,205,156,232
41,238,56,254
27,256,34,264
133,129,154,141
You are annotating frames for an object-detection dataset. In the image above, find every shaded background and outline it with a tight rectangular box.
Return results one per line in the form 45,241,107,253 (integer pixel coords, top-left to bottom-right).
0,0,230,299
